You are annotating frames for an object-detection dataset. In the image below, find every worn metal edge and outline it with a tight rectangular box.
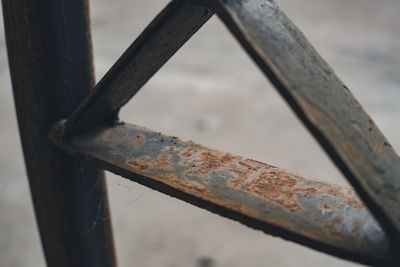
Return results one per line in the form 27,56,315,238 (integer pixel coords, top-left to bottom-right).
51,120,390,265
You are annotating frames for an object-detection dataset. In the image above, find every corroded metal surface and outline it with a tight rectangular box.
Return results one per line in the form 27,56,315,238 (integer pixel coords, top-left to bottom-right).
215,0,400,247
44,0,400,264
62,0,400,246
52,121,389,265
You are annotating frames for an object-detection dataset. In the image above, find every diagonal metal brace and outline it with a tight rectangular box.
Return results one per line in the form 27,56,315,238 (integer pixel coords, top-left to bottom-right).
64,0,213,138
213,0,400,247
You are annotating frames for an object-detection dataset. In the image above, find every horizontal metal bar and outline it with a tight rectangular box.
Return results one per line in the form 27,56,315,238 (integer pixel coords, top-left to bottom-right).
214,0,400,246
63,0,213,138
52,120,390,265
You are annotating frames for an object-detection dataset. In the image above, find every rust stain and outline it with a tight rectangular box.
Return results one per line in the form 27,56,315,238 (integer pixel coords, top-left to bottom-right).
125,140,364,214
64,124,389,254
185,150,237,177
241,172,304,212
238,161,261,171
230,164,363,213
127,155,169,170
128,158,150,170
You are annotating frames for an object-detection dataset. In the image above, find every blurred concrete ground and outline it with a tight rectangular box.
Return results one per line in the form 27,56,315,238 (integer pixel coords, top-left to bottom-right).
1,0,400,266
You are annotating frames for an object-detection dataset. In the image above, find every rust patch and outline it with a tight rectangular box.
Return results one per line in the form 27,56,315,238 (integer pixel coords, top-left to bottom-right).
127,155,170,171
238,160,261,171
235,167,364,212
241,172,304,212
125,138,364,214
185,150,237,177
165,145,243,178
238,171,326,213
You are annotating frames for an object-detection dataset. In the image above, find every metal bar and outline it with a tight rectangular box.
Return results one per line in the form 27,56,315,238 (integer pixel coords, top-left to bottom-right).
64,0,213,138
214,0,400,248
52,120,390,266
2,1,116,266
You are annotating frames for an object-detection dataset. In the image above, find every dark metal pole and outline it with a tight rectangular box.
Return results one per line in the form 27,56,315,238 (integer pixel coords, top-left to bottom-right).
2,1,116,266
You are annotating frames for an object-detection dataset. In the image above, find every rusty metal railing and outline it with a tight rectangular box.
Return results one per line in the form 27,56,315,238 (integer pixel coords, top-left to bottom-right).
4,0,400,266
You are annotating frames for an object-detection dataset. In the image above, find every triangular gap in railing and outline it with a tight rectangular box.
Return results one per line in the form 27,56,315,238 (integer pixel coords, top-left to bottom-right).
60,0,400,260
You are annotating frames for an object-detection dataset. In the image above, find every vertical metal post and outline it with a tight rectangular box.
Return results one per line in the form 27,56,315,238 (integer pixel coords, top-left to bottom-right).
2,1,117,266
